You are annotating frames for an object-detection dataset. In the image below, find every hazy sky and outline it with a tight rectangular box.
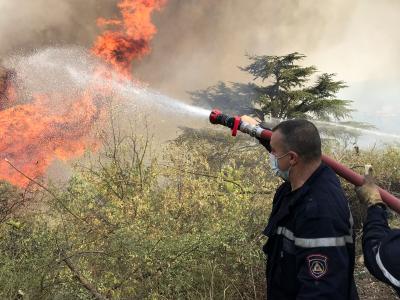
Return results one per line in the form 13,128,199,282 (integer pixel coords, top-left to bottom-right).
1,0,399,136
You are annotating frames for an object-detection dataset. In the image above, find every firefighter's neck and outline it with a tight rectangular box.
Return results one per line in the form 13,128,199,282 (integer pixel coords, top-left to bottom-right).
289,159,321,191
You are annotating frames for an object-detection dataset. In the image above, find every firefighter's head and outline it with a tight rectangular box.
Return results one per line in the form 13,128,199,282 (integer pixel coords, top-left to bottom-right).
269,119,321,181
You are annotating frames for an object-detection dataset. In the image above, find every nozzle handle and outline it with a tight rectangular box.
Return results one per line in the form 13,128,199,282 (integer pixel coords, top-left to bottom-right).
209,109,241,129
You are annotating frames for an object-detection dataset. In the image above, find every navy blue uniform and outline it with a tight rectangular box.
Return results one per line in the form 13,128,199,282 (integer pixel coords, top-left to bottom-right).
362,204,400,296
263,163,359,299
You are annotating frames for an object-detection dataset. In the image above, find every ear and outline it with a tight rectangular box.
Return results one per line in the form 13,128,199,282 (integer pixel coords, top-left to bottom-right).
288,151,299,165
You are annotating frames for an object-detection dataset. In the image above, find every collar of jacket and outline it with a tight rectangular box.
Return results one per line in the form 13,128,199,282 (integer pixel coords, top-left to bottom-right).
263,162,326,237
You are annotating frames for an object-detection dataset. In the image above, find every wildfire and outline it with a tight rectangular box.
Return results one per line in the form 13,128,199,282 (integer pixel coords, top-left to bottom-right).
0,0,166,187
0,94,102,187
92,0,166,78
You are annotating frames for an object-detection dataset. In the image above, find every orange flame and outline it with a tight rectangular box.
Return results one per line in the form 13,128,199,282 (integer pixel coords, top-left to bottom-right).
0,94,102,186
92,0,166,78
0,0,166,187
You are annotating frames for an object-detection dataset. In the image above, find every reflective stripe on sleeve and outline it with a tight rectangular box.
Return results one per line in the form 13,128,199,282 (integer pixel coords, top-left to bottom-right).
376,247,400,287
276,226,353,248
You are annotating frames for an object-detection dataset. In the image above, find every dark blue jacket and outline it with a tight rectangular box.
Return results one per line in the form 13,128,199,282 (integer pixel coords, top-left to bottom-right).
362,204,400,297
263,163,359,299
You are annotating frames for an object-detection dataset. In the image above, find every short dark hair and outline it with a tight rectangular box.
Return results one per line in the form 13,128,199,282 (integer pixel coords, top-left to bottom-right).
272,119,321,162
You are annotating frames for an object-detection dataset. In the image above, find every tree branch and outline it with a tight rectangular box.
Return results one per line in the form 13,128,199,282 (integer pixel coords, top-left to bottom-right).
62,254,108,300
4,158,86,223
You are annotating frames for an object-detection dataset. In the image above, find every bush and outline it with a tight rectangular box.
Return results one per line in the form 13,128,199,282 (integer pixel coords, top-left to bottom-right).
0,125,398,299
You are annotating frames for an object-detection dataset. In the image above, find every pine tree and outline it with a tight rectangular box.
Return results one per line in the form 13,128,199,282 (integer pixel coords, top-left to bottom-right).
240,52,353,121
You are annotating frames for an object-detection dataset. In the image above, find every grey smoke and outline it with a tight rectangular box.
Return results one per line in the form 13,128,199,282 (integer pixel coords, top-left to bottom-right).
0,0,399,138
133,0,400,140
134,0,359,97
0,0,117,57
1,0,399,95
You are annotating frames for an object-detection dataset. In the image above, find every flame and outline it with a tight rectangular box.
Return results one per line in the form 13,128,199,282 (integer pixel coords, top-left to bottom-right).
0,94,102,186
0,0,166,187
92,0,166,78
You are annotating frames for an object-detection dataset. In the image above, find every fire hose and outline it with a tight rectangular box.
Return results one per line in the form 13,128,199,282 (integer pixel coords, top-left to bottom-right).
209,109,400,214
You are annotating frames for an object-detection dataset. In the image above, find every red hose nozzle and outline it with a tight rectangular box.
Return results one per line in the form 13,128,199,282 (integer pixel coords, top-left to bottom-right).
209,109,222,124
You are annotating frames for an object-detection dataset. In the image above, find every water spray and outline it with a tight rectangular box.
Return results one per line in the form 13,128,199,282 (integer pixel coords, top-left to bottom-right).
209,109,400,213
63,55,210,118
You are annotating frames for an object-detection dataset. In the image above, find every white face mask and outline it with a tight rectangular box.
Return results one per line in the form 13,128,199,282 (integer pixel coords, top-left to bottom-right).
269,152,291,181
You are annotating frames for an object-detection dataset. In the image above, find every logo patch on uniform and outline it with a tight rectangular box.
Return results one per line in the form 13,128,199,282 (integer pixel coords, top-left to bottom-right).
307,254,328,279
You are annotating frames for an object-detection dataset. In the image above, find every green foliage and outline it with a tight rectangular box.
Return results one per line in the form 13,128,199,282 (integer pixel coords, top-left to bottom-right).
0,120,398,298
323,145,400,230
192,52,354,124
241,53,353,121
190,52,373,146
0,181,28,224
0,124,278,299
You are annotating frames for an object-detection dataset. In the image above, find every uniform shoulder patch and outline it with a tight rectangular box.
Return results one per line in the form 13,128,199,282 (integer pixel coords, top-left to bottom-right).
307,254,328,279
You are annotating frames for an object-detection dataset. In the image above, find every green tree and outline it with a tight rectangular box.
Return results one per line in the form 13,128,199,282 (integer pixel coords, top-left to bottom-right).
192,53,353,121
240,52,353,121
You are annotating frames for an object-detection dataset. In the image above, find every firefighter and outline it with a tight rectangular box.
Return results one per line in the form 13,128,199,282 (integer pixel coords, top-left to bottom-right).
241,116,359,299
355,175,400,296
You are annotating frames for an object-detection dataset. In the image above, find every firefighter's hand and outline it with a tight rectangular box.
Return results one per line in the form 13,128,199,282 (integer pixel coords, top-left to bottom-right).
355,175,384,207
239,115,272,152
240,115,258,125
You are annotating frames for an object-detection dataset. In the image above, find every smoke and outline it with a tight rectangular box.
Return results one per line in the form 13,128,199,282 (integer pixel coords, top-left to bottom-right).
2,0,399,96
1,0,399,136
0,0,397,186
133,0,359,97
0,0,117,57
130,0,400,141
131,0,400,128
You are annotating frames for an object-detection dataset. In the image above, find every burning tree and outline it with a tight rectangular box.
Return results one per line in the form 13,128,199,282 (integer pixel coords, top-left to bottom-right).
0,0,166,188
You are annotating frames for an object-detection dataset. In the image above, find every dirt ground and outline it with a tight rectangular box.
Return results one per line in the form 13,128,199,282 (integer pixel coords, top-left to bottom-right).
355,258,398,299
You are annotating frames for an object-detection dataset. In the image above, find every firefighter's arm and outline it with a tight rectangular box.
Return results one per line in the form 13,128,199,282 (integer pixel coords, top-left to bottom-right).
357,171,392,276
361,205,395,285
362,204,391,250
355,172,390,245
295,217,354,299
